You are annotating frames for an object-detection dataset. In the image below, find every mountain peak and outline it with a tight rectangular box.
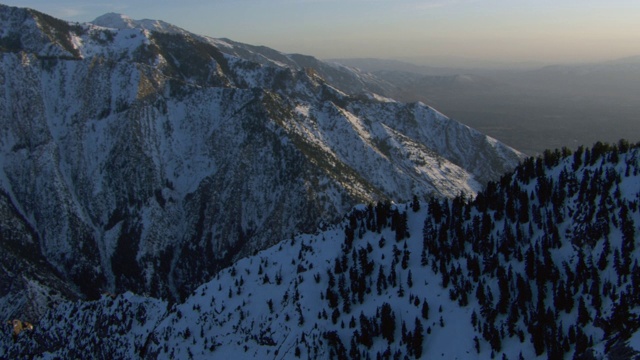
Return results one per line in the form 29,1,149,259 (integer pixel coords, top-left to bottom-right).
91,12,134,29
91,12,186,34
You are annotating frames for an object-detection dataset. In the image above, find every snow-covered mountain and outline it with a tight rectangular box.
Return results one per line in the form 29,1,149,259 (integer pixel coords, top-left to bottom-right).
3,141,639,359
0,4,523,319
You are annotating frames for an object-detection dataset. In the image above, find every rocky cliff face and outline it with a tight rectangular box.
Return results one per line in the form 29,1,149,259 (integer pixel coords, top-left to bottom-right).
0,4,524,314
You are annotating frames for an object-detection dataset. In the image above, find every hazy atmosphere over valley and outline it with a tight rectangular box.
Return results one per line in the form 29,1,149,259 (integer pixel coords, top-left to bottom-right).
1,1,639,359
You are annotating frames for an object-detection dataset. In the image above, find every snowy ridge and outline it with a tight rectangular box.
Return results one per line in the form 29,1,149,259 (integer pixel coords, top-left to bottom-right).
2,142,640,359
0,3,522,319
91,13,189,36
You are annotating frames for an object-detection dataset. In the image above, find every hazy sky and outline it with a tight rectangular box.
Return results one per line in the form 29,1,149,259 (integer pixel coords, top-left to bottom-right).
3,0,640,66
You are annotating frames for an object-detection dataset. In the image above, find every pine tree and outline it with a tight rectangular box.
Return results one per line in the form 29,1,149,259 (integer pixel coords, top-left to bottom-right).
389,262,397,288
413,317,424,358
358,313,374,349
376,266,387,295
412,195,420,212
620,208,635,276
402,243,410,269
420,248,428,266
496,266,510,314
332,308,341,324
473,336,480,354
297,305,305,326
349,337,359,360
597,237,610,271
525,246,536,279
577,298,590,326
379,236,386,249
401,321,408,344
380,303,396,344
471,310,478,329
421,299,430,320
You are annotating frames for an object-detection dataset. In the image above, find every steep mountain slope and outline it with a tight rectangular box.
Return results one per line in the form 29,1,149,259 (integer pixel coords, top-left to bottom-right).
0,190,81,321
0,3,523,314
2,141,639,359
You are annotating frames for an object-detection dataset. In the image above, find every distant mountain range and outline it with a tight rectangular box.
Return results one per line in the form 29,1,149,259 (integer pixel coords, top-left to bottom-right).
0,4,523,322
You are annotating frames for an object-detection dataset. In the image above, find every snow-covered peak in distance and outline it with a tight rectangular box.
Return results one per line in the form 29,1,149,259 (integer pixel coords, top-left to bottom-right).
86,11,407,97
91,12,187,35
91,12,136,29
